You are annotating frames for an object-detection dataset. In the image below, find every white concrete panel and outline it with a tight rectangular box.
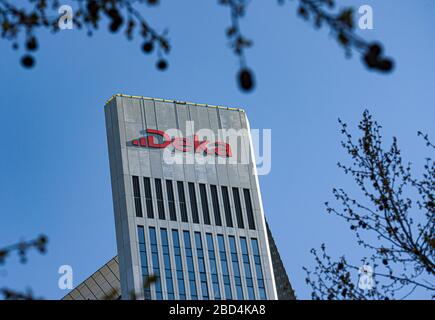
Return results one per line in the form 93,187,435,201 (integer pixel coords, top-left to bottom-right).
123,97,142,123
138,149,152,177
143,100,157,129
149,149,163,178
125,122,142,143
127,149,140,176
155,101,177,131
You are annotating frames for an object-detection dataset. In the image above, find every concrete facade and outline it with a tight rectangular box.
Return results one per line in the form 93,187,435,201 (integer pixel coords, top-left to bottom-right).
62,223,298,300
103,94,277,300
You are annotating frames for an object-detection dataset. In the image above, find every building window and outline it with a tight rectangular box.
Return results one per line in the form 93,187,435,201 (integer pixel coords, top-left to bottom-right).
177,182,188,223
183,231,198,299
155,179,165,220
194,232,209,300
210,185,222,226
221,186,233,228
149,227,163,299
217,235,232,300
240,237,255,299
160,229,175,299
137,226,151,299
199,184,211,225
229,235,244,299
143,177,154,219
132,176,143,217
188,183,200,224
166,180,177,221
172,230,186,299
251,238,267,299
243,189,256,230
206,233,221,299
232,188,244,229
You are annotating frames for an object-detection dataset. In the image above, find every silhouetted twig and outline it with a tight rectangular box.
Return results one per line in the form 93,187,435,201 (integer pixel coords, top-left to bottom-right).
0,235,48,265
102,274,158,300
1,0,394,92
304,111,434,300
0,288,42,300
0,235,48,300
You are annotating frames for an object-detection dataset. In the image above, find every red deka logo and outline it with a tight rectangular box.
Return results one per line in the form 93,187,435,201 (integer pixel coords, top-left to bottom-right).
131,129,232,158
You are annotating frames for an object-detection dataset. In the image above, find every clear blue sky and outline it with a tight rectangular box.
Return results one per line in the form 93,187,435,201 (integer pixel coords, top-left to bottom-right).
0,0,434,299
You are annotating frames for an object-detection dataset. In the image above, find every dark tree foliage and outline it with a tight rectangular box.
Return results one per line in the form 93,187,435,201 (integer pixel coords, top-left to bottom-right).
0,235,48,265
0,0,393,92
304,111,434,300
0,235,156,300
0,235,48,300
0,288,42,300
102,274,157,300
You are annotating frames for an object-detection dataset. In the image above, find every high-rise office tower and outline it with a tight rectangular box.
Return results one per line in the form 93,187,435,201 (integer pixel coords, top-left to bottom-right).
62,94,295,300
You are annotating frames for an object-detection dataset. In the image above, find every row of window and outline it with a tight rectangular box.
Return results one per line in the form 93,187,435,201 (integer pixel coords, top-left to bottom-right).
132,176,256,230
136,226,267,300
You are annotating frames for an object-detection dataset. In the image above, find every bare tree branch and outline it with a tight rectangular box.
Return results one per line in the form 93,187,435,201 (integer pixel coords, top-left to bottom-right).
1,0,394,92
305,111,434,299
